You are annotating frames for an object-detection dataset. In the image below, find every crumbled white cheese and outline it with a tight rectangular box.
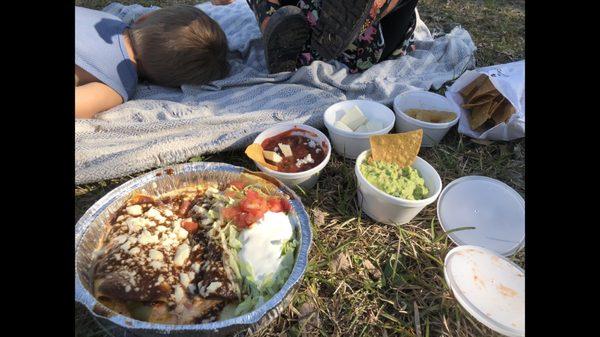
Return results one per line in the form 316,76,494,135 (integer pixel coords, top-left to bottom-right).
156,225,167,233
187,284,197,294
295,153,314,167
148,249,164,261
191,262,201,273
180,273,191,287
138,229,159,245
129,247,141,255
173,243,190,267
173,285,185,303
307,140,316,148
114,234,128,245
206,282,222,295
126,205,143,216
191,205,206,215
201,218,214,226
145,208,166,223
176,227,189,240
163,209,173,217
149,261,164,270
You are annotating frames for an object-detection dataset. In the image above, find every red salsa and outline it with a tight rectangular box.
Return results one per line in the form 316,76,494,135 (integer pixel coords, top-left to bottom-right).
261,129,327,173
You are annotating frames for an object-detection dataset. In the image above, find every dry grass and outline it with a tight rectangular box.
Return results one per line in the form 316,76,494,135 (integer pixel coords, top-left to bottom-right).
75,1,525,336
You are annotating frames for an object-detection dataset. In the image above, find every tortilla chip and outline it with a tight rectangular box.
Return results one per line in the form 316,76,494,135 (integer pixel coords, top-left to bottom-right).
470,77,497,100
244,143,278,171
461,92,496,109
369,129,423,167
491,98,516,124
405,109,457,123
459,74,488,101
468,99,495,130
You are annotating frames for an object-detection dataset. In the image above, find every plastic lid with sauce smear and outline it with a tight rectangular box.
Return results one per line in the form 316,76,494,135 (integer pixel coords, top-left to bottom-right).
444,245,525,337
437,176,525,256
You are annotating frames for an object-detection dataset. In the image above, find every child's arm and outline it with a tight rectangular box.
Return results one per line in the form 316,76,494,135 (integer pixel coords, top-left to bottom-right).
75,82,123,119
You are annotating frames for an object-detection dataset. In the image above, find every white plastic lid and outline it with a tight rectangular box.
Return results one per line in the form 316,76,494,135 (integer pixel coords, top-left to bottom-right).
437,176,525,256
444,245,525,337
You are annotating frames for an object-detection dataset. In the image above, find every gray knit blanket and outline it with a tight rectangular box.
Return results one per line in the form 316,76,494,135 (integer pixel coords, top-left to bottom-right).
75,0,476,184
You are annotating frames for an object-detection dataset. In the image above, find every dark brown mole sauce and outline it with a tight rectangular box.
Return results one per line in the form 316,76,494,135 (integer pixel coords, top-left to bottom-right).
261,129,326,173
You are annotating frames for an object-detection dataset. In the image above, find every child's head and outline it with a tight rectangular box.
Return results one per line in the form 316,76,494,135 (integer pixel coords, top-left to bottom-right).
129,5,229,87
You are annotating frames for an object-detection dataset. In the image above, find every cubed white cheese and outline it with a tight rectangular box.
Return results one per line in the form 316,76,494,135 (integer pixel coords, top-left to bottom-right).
263,150,282,163
278,143,293,157
355,124,369,133
126,205,143,216
365,120,384,132
173,243,190,267
340,105,368,130
334,120,354,132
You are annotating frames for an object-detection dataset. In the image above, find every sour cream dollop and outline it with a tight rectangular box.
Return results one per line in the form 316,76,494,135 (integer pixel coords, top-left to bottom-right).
238,211,294,286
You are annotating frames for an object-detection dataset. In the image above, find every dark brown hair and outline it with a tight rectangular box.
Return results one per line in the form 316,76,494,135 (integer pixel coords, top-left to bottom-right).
129,5,229,87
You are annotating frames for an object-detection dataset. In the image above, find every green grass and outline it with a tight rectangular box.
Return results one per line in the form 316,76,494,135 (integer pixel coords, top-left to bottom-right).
75,1,525,336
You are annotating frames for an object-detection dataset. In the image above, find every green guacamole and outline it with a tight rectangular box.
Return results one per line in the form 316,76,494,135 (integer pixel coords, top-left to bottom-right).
360,158,429,200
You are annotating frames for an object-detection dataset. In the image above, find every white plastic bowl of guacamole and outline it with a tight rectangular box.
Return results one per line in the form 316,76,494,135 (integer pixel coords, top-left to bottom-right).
355,150,442,225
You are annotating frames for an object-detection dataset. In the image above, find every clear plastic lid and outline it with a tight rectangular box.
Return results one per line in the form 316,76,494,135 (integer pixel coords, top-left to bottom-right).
437,176,525,256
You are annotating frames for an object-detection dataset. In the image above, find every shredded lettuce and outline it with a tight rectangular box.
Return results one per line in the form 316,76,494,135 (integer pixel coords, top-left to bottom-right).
233,237,298,316
215,195,298,317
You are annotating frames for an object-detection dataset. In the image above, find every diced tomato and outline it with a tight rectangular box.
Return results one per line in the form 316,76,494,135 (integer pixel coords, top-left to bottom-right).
267,197,291,213
267,197,283,212
240,189,268,212
281,198,291,212
221,206,240,220
181,221,199,234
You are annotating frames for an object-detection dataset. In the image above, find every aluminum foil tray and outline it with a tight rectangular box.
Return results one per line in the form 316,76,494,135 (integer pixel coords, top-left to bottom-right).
75,162,312,337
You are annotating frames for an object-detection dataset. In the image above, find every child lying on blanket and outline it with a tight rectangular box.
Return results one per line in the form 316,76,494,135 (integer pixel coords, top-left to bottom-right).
75,5,229,119
245,0,419,74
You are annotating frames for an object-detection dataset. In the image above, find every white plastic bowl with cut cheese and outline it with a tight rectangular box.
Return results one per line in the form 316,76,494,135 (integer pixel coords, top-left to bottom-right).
324,100,395,159
252,123,331,189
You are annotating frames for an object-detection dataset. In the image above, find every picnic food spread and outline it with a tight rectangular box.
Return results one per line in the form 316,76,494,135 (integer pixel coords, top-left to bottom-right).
77,91,524,335
404,109,456,123
459,74,516,132
334,105,384,132
90,173,297,324
245,128,327,173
